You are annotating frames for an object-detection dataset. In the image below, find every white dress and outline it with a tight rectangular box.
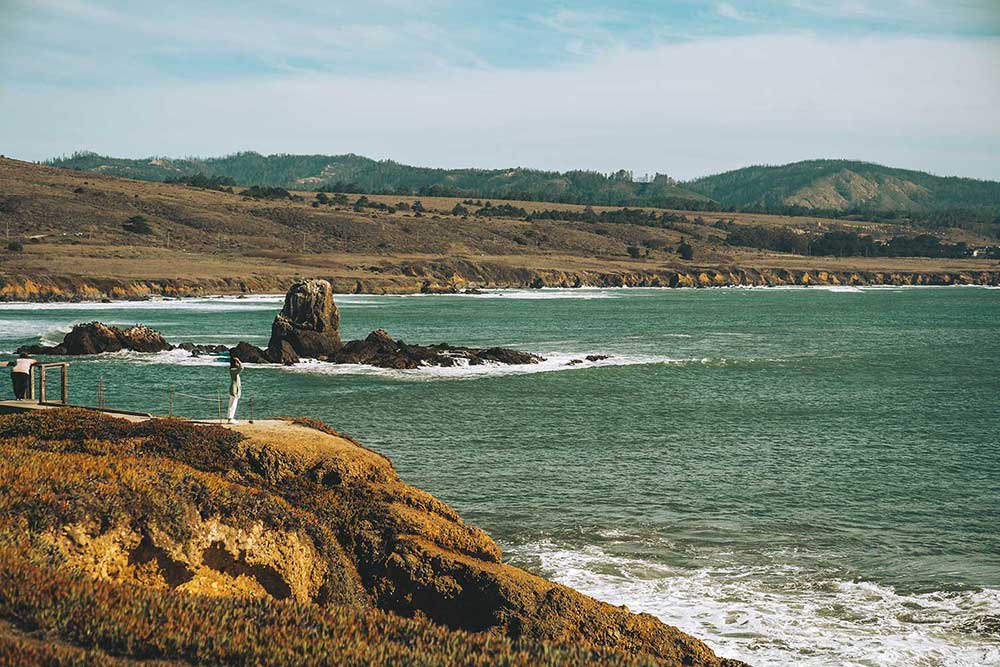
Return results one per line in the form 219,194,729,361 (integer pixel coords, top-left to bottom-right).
227,366,242,421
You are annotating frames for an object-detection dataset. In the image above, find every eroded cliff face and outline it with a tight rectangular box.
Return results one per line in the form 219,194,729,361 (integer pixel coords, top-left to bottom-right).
0,410,748,667
2,263,997,301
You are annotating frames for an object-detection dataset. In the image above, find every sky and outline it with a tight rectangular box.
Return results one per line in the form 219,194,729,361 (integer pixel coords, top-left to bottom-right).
1,0,999,180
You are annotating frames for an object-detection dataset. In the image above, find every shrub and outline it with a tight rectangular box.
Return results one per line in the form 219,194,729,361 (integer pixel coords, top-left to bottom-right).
677,239,694,260
240,185,291,200
122,215,152,234
451,203,468,216
626,245,643,259
6,241,23,252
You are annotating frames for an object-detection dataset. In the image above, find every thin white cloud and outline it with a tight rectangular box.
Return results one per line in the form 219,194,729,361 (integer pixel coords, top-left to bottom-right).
716,2,750,22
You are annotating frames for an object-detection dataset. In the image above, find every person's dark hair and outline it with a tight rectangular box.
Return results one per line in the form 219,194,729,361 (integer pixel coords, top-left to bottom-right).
229,354,240,367
18,352,29,359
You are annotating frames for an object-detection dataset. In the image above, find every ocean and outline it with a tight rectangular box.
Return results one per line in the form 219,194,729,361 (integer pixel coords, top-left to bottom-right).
1,286,998,666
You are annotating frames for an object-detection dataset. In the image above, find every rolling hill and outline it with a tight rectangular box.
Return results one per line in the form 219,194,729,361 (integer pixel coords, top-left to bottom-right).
685,159,1000,215
46,151,712,209
46,153,1000,229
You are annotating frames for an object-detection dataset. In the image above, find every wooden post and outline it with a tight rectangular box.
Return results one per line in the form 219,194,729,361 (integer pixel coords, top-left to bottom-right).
28,365,35,400
38,366,46,403
60,364,68,404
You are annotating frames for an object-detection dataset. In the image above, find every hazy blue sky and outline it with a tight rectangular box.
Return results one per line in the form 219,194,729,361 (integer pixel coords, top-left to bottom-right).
2,1,999,179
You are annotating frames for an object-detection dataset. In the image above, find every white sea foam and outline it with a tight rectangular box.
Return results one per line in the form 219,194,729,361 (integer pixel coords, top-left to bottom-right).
278,351,682,380
510,540,1000,667
0,295,285,311
0,320,71,344
407,288,626,299
49,347,794,378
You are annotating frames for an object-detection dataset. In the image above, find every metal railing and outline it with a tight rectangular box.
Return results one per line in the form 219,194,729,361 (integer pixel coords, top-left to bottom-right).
166,387,254,422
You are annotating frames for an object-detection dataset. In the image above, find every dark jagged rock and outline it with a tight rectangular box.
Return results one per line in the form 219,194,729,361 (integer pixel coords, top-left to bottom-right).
567,354,611,366
232,282,543,369
267,279,342,360
229,341,272,364
18,322,172,355
476,346,544,365
332,329,543,369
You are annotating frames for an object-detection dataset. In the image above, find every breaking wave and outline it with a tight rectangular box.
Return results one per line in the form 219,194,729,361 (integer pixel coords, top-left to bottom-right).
509,540,1000,667
101,349,798,380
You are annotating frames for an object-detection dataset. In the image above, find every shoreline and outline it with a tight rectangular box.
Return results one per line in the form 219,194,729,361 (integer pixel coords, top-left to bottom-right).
0,407,750,666
2,267,999,303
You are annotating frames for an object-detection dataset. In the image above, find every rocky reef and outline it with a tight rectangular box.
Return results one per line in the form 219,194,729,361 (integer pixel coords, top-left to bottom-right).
235,279,543,368
0,408,749,666
15,280,544,369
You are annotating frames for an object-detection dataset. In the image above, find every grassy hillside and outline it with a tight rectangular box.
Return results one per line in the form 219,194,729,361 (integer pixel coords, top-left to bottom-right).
1,158,997,302
45,153,1000,234
47,151,712,209
0,409,746,667
686,160,1000,219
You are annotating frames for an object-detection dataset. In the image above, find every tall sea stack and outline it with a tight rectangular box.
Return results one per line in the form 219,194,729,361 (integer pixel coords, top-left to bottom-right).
267,279,342,362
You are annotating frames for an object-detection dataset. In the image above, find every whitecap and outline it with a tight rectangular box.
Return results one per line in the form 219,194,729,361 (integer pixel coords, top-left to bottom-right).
509,540,1000,667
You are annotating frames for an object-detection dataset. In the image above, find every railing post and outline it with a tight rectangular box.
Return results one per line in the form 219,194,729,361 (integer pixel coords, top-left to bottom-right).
39,366,46,403
28,366,35,400
61,364,68,404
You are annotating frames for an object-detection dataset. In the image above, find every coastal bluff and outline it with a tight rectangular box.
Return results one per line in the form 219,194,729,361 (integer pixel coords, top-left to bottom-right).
0,409,747,666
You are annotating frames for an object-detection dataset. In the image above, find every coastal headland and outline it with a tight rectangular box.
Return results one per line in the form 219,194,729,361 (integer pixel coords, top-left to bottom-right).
2,157,997,302
0,407,748,666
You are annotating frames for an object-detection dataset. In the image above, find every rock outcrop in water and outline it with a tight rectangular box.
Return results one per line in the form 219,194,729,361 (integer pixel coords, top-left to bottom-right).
334,328,542,369
14,292,543,369
231,280,544,368
0,409,748,666
266,279,341,361
18,322,172,355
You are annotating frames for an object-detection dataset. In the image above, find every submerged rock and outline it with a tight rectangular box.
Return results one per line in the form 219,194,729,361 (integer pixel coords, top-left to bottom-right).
177,342,230,356
267,279,342,360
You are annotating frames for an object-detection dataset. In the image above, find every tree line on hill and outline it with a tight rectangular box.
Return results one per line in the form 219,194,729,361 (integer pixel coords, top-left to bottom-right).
725,224,984,258
48,152,1000,237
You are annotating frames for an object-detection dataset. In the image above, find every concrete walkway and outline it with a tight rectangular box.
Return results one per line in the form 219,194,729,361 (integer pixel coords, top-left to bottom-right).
0,399,152,422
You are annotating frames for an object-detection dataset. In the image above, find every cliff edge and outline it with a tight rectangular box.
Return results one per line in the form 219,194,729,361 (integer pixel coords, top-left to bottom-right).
0,409,747,666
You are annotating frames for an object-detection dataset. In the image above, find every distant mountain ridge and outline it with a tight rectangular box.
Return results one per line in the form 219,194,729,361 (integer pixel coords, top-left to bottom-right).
46,152,1000,218
47,151,712,210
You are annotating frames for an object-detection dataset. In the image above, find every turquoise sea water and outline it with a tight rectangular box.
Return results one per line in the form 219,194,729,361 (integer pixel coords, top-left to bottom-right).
2,286,998,666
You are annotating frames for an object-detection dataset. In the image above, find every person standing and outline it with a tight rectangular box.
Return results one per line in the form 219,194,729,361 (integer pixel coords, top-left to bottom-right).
8,353,35,400
227,355,243,423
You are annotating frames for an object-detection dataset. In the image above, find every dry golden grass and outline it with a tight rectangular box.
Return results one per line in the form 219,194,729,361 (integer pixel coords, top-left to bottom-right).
0,409,747,667
1,157,996,299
